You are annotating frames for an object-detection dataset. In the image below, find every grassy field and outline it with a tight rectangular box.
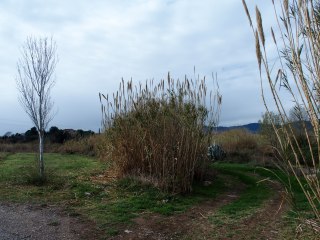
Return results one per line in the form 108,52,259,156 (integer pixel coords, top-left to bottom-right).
0,153,229,235
0,153,316,239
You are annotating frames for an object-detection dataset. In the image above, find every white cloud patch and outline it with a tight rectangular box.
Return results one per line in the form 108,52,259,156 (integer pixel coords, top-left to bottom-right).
0,0,280,134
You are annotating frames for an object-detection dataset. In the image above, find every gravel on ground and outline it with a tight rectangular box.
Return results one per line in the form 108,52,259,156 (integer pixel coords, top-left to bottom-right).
0,203,100,240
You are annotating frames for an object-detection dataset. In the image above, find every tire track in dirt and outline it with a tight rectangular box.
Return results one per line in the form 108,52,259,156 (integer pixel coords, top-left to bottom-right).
0,176,290,240
109,183,246,240
208,181,289,240
232,182,288,239
108,178,290,240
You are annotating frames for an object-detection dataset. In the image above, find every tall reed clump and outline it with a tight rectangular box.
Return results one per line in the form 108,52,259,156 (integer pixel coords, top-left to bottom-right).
243,0,320,228
99,72,221,193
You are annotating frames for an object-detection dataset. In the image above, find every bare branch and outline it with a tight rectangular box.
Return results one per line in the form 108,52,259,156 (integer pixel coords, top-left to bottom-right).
16,36,58,179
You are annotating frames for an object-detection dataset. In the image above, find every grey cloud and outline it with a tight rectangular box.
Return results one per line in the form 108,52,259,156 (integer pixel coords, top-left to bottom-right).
0,0,278,135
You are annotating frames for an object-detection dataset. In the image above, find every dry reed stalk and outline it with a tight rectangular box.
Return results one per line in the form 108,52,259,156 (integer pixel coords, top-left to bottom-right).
243,0,320,224
99,72,221,193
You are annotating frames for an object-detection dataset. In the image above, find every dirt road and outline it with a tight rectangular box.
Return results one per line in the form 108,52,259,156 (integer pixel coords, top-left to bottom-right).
0,203,100,240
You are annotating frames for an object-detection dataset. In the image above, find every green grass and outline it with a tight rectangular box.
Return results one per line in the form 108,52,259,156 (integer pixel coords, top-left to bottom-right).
0,153,229,235
0,154,314,238
253,168,312,211
213,162,313,214
212,163,312,208
0,153,105,202
219,174,270,216
208,163,271,225
210,162,317,239
0,152,10,161
76,175,229,231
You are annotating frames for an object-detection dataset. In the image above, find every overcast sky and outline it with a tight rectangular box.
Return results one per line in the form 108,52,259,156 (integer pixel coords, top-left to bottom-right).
0,0,281,135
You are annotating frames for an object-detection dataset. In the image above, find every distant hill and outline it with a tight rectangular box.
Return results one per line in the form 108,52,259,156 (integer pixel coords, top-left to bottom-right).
213,121,314,134
214,123,261,133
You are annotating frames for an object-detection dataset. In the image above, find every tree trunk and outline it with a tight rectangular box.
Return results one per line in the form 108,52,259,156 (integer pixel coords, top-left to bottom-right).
39,132,45,180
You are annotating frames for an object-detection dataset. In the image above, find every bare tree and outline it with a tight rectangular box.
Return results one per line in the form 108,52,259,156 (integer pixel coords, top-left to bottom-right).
16,36,57,180
289,106,309,123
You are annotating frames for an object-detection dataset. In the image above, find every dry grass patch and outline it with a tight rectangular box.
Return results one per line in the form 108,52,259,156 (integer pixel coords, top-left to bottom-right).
215,129,273,165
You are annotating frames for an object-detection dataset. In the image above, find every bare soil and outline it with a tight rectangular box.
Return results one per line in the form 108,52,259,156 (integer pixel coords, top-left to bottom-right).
109,182,291,240
207,182,290,240
0,203,102,240
0,181,307,240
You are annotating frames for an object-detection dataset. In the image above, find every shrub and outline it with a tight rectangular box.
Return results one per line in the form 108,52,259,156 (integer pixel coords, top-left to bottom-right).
0,142,38,153
58,135,101,156
99,73,221,193
215,129,272,165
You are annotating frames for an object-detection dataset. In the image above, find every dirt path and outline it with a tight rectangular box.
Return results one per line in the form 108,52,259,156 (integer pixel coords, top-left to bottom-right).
109,186,245,240
207,181,289,240
230,182,288,239
109,181,289,240
0,203,101,240
0,181,291,240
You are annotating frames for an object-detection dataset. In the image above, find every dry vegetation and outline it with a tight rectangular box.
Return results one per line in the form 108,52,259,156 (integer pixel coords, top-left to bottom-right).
215,129,274,166
243,0,320,230
1,1,319,238
98,73,222,193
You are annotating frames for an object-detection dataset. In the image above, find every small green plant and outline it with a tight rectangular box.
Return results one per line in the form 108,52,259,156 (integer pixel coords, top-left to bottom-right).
99,72,221,193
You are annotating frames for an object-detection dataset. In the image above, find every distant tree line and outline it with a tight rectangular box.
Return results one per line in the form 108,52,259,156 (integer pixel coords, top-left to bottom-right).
1,126,94,144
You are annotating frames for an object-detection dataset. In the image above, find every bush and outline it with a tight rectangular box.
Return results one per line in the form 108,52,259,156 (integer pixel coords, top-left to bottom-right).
215,129,271,164
285,128,319,167
58,135,101,156
0,142,38,153
99,73,221,193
